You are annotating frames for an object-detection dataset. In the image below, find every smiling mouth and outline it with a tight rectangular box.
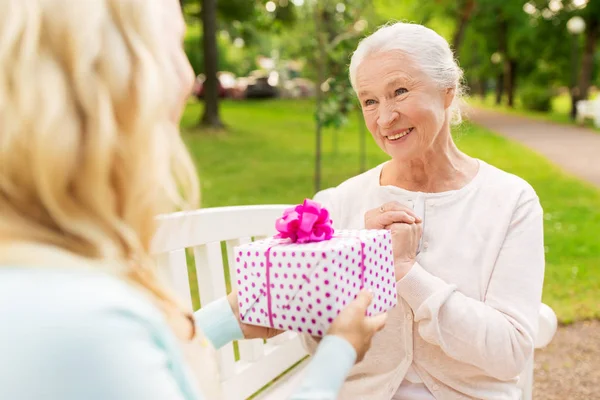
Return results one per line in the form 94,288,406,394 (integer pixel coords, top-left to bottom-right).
386,127,414,141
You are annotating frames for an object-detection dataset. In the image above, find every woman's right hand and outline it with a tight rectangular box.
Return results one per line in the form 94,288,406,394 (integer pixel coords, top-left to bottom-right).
327,290,387,362
365,202,423,281
364,201,421,230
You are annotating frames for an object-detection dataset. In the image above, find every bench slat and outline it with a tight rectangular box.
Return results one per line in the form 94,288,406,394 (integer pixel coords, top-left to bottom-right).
194,242,236,380
227,237,266,363
156,249,192,307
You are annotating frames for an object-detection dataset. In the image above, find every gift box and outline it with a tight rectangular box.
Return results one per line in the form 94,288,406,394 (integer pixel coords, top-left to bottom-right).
234,200,397,337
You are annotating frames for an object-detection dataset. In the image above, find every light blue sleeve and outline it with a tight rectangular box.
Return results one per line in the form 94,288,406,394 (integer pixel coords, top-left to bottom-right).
194,297,356,399
290,335,357,399
194,296,244,349
1,309,200,400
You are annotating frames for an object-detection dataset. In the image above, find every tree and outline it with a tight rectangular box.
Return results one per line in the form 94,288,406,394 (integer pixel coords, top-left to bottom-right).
200,0,223,128
452,0,477,53
575,1,600,115
310,0,376,192
313,2,327,193
525,0,600,118
182,0,298,130
374,0,478,55
459,0,535,107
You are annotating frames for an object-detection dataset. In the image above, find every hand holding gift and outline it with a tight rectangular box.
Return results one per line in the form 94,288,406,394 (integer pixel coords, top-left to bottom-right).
327,289,387,362
234,199,397,337
228,288,387,361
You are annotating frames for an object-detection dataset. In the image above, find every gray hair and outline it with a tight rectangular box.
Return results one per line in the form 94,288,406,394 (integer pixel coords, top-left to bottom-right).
349,22,465,125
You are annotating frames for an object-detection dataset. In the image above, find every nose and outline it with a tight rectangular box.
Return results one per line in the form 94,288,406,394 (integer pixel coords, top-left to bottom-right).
377,103,399,128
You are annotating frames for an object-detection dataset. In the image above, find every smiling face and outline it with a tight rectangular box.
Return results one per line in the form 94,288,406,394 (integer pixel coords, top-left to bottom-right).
356,50,454,161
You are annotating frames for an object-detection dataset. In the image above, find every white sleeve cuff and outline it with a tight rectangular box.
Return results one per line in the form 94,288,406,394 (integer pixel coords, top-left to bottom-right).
396,262,454,312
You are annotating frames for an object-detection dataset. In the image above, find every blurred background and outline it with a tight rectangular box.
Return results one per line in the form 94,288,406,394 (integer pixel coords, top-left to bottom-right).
179,1,599,397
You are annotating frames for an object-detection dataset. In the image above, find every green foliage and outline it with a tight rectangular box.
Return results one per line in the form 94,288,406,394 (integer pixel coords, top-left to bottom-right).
316,78,357,129
520,85,553,112
184,24,249,76
184,24,204,75
181,99,600,323
182,0,299,78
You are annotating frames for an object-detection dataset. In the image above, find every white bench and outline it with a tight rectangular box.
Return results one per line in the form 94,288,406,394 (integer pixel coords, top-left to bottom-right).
576,98,600,127
151,204,557,400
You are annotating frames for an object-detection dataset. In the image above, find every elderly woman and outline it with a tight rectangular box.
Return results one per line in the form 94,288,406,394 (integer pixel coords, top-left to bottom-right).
303,22,545,399
0,0,387,399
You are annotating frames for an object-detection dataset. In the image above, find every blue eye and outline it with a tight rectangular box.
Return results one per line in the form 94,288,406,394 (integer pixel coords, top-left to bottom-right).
364,99,376,106
395,88,408,96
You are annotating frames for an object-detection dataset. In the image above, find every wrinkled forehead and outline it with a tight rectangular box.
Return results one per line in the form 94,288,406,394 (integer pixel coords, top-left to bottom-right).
355,50,425,89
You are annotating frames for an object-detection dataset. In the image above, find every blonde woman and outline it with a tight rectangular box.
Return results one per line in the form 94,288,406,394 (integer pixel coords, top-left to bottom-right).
0,0,387,399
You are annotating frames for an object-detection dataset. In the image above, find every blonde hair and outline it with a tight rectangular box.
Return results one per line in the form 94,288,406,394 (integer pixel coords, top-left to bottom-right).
0,0,199,335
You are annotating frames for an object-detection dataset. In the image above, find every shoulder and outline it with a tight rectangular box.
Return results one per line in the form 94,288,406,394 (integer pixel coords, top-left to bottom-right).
475,161,542,217
337,164,383,193
0,268,171,357
8,268,165,323
316,164,382,204
313,165,382,227
0,269,186,399
477,160,540,202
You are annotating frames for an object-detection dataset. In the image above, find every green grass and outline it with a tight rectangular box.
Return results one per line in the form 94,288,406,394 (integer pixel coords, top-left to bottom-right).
467,93,600,133
181,99,600,324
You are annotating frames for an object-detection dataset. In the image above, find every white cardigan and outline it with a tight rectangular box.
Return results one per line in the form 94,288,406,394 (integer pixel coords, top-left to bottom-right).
302,159,545,400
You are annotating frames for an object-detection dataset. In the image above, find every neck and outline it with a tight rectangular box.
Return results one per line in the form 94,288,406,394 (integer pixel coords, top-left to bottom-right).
381,125,477,193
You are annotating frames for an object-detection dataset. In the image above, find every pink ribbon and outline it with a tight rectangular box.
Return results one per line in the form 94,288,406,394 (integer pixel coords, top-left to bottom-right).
275,199,334,243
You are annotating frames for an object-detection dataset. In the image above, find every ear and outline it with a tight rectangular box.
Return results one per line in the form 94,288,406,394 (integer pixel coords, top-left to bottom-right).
444,87,456,109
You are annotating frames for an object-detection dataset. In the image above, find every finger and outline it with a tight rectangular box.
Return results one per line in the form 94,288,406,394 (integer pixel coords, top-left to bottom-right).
365,313,388,333
349,289,374,312
377,211,419,227
385,222,412,230
380,201,419,216
416,221,424,235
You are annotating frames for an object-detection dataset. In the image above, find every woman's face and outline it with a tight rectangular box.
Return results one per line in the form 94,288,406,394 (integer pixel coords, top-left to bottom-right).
162,0,195,123
356,50,453,161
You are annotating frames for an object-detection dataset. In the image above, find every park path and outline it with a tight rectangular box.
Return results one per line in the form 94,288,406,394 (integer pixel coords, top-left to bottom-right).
468,108,600,188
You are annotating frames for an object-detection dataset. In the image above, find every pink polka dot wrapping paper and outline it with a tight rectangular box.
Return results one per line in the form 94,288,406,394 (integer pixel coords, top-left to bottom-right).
234,229,397,337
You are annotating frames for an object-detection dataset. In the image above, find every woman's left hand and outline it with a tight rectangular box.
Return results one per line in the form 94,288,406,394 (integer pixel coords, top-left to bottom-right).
227,291,283,339
387,221,423,281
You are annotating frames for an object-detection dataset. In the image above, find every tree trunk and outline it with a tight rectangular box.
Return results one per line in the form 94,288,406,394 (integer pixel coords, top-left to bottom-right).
495,73,504,105
200,0,224,128
479,78,487,98
314,5,327,193
496,14,510,106
451,0,476,54
578,18,599,101
504,59,517,108
570,33,580,120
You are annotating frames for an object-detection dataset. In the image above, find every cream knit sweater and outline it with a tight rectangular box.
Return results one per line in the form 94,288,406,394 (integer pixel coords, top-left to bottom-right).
302,160,545,400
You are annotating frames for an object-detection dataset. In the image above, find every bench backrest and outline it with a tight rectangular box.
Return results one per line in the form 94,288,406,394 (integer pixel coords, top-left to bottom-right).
151,205,308,400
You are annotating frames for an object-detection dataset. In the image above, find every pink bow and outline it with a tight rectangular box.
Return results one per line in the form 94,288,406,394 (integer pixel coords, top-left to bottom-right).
275,199,334,243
